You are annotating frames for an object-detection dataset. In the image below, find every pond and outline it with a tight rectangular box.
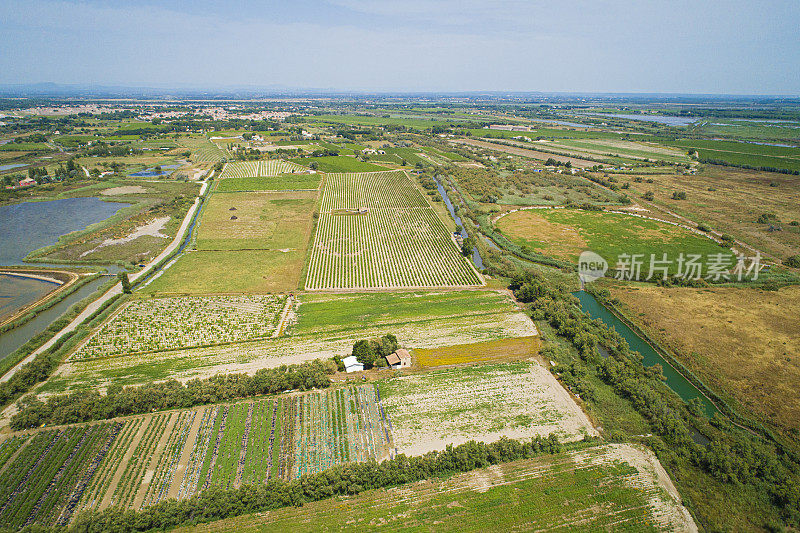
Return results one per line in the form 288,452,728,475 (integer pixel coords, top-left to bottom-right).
574,290,719,416
0,274,60,322
0,197,128,266
130,167,173,177
0,163,27,172
582,113,698,127
0,276,108,363
432,176,484,269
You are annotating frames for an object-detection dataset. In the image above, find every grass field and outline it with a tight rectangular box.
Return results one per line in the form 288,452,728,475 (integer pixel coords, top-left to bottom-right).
379,361,597,455
291,156,388,173
414,336,540,368
306,171,482,289
625,165,800,260
496,208,734,276
176,444,695,533
609,283,800,435
141,249,305,295
196,191,316,251
215,174,320,192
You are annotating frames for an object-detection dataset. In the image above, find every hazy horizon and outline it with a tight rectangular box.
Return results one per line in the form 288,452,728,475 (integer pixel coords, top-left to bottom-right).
1,0,799,95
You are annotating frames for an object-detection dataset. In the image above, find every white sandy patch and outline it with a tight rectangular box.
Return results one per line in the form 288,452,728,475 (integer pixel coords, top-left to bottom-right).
100,185,148,195
80,217,170,258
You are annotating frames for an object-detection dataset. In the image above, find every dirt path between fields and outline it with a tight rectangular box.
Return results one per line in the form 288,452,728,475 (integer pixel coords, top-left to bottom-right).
452,138,598,167
167,407,205,500
133,413,177,509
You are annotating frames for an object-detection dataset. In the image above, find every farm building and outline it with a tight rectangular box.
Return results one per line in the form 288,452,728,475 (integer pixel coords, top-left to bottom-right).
342,355,364,373
385,349,412,369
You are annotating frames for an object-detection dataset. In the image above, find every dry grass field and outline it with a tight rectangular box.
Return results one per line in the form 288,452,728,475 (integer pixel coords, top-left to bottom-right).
626,165,800,261
609,283,800,435
197,191,316,251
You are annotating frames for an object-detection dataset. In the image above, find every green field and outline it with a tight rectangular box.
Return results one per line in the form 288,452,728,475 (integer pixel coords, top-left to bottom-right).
496,208,735,277
665,139,800,172
291,155,389,173
215,175,320,192
176,444,692,533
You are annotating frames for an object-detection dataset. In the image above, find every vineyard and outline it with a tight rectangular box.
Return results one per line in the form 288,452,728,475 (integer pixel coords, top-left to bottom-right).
306,171,483,289
179,136,228,162
219,160,307,178
0,385,394,525
72,295,289,360
379,361,597,455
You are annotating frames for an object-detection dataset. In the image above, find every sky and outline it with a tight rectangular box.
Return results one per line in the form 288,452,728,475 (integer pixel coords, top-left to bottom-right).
1,0,799,95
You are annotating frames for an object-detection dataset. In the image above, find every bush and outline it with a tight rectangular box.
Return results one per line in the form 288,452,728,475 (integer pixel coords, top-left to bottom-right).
784,255,800,269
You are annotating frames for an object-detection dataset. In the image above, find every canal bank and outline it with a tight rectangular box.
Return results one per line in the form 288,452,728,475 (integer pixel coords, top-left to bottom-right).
574,290,721,417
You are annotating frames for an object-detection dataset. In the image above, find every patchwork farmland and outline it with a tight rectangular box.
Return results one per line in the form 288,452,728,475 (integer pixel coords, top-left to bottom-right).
219,160,307,178
306,171,483,289
0,385,394,524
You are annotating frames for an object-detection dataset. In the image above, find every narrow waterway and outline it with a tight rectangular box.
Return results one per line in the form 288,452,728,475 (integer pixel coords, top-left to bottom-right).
432,176,484,269
574,290,719,417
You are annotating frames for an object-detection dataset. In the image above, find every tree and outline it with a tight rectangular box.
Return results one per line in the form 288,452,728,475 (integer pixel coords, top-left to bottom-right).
309,161,319,170
352,340,377,368
784,255,800,268
118,272,132,294
461,236,476,257
671,191,687,200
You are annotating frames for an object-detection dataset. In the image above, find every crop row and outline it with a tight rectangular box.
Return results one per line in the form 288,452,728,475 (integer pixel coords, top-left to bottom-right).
307,207,482,289
109,414,169,509
220,160,306,178
140,411,196,509
0,424,117,529
320,171,429,211
73,295,287,360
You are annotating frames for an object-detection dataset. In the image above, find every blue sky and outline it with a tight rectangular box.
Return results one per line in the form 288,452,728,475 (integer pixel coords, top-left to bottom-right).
1,0,798,94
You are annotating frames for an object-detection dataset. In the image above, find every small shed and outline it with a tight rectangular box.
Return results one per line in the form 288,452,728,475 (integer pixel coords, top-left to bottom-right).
342,355,364,373
386,348,412,369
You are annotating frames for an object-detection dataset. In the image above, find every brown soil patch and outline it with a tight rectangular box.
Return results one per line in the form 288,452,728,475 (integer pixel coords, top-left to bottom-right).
610,283,800,435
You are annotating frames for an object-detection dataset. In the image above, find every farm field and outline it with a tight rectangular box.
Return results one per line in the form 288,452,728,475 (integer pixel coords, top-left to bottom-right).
72,295,289,360
178,444,696,533
291,155,388,173
625,165,800,260
0,423,120,528
547,138,691,163
496,208,734,274
178,136,228,162
306,171,482,289
452,137,600,167
140,249,305,295
219,161,307,178
414,336,540,368
46,291,538,392
215,174,320,192
196,190,316,251
609,283,800,435
379,361,597,455
663,139,800,172
1,386,393,520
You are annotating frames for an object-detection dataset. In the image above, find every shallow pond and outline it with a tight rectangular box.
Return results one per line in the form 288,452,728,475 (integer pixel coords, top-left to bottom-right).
0,197,128,265
0,274,59,321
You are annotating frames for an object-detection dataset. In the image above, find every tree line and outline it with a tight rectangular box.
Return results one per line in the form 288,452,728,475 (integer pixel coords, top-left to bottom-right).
11,360,336,430
52,434,572,533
